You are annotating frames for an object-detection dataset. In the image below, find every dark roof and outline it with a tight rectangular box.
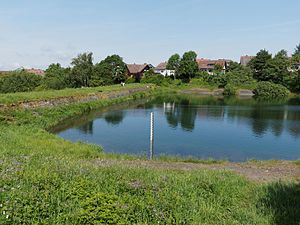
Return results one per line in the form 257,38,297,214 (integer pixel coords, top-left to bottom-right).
126,64,149,74
196,59,226,70
155,62,167,70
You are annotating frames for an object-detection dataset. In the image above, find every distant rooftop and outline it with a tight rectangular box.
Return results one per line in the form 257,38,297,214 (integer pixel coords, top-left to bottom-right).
196,58,227,69
240,55,255,66
155,62,168,70
25,68,45,76
126,63,150,74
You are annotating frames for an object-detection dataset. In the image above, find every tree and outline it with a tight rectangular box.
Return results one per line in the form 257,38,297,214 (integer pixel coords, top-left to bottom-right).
177,51,198,82
224,66,254,87
260,50,291,84
293,43,300,56
70,52,93,87
226,61,242,72
213,64,223,74
284,70,300,92
292,43,300,62
92,55,126,86
167,54,180,70
44,63,69,90
249,49,272,81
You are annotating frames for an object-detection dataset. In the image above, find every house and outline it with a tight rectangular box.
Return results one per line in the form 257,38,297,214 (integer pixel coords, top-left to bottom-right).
288,61,300,72
196,58,228,74
25,68,45,76
240,55,255,66
126,63,153,80
154,62,175,77
294,62,300,70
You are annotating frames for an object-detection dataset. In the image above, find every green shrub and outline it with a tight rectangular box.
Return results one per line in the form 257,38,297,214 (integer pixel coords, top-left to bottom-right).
173,79,182,86
0,71,42,93
224,84,238,96
160,77,176,86
141,73,165,86
189,78,210,86
125,77,136,84
225,69,256,87
194,71,210,79
254,81,290,98
210,74,227,87
79,193,128,225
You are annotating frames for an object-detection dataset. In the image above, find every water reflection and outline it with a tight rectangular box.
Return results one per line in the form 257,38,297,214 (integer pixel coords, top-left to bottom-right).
55,95,300,161
163,101,197,132
153,96,300,139
104,111,125,126
77,96,300,139
78,121,94,135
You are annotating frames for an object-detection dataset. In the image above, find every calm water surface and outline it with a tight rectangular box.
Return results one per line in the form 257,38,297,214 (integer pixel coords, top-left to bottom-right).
54,96,300,162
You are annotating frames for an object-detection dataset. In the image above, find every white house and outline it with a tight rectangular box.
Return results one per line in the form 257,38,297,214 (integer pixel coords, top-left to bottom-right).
154,62,175,77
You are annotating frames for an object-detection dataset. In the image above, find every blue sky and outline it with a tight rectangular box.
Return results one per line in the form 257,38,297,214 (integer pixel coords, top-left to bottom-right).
0,0,300,70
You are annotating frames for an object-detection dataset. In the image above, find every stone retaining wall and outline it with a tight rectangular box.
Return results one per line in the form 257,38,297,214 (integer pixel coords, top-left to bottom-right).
0,87,150,111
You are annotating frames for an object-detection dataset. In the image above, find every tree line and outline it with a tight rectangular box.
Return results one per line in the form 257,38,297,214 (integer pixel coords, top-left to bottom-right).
0,43,300,96
163,43,300,97
0,53,128,93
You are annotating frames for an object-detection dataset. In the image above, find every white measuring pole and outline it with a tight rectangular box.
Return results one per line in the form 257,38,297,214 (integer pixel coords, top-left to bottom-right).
150,112,154,160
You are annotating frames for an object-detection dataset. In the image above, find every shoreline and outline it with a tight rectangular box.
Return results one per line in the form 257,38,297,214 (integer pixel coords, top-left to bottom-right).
1,84,299,170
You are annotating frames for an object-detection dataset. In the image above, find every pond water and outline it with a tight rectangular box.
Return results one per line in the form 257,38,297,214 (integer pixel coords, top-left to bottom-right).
54,95,300,162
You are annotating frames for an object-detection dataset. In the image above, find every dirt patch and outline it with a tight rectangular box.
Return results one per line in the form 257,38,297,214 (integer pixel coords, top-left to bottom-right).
91,159,300,183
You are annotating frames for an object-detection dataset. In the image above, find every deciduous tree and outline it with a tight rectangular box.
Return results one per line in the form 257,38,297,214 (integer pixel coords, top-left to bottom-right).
249,49,272,81
92,55,127,86
44,63,69,90
167,54,180,71
177,51,198,82
70,52,93,87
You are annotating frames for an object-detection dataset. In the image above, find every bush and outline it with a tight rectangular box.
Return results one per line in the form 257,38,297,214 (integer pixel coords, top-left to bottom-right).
173,79,182,86
283,70,300,92
0,71,42,93
79,193,128,224
224,84,238,96
209,74,227,87
140,71,165,85
125,77,136,84
254,81,290,99
194,71,210,79
189,78,210,86
225,68,255,87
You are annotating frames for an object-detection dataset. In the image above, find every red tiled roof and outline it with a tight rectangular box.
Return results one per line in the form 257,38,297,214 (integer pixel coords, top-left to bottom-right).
126,64,149,74
240,55,255,65
25,68,45,76
155,62,167,70
196,59,226,69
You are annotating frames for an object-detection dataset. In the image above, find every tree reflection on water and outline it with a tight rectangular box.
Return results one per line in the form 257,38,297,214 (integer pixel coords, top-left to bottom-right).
157,95,300,138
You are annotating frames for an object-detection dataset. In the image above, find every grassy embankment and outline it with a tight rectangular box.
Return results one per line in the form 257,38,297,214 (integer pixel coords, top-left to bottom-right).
0,84,300,224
